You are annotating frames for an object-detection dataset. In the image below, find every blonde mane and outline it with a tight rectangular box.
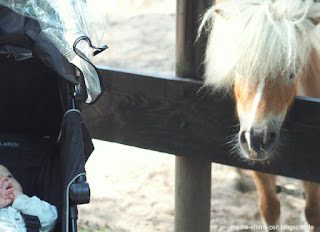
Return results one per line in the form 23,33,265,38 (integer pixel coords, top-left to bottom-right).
199,0,320,93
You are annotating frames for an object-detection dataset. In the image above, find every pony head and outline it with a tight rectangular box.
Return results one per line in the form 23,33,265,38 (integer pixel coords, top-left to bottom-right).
200,0,320,161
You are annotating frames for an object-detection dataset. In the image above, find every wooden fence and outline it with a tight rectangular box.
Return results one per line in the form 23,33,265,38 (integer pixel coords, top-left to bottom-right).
82,0,320,231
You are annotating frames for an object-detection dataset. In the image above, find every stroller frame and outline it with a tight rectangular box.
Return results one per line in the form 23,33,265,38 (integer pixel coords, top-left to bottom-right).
0,5,97,232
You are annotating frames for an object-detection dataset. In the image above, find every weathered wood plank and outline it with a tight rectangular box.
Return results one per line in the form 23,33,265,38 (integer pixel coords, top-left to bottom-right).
175,0,212,231
175,157,211,232
82,66,320,183
176,0,211,80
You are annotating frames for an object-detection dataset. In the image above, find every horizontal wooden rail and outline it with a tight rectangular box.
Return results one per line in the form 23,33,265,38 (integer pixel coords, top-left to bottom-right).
82,66,320,183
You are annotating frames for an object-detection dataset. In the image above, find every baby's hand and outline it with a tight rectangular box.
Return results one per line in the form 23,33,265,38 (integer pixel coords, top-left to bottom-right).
12,188,23,201
0,177,14,208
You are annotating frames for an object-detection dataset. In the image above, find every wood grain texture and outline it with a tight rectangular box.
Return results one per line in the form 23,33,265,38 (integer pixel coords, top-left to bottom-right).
82,66,320,183
175,157,211,232
175,1,212,230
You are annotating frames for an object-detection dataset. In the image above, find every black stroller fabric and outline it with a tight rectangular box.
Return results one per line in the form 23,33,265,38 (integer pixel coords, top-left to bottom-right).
0,6,78,85
0,111,93,232
0,55,63,135
34,109,93,232
59,110,93,231
0,5,96,232
0,57,95,232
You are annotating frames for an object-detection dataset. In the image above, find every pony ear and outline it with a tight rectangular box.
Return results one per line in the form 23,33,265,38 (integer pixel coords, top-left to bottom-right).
310,18,320,26
309,4,320,25
214,8,226,19
197,5,226,40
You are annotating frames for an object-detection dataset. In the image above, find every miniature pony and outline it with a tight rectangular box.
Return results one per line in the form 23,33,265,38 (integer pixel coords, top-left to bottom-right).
199,0,320,231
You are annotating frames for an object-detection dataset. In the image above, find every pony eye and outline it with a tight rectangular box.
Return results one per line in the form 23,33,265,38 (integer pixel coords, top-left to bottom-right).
289,73,296,80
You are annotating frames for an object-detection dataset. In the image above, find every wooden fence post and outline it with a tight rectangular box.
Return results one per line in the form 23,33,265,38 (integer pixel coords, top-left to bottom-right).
175,0,213,232
175,157,212,232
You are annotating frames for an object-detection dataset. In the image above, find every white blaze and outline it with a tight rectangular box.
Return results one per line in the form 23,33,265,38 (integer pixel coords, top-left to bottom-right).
244,80,265,149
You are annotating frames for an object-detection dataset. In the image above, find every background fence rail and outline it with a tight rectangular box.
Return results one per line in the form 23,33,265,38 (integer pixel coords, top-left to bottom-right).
82,66,320,183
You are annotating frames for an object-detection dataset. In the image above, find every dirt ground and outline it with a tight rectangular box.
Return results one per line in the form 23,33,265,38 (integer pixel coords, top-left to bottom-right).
78,1,308,231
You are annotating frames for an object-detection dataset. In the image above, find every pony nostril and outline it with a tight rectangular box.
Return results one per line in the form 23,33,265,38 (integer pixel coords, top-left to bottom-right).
270,132,276,141
250,130,278,153
240,131,247,145
239,129,278,156
265,132,277,150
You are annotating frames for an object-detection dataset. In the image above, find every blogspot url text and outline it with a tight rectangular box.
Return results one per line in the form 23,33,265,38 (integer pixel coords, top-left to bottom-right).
231,224,314,231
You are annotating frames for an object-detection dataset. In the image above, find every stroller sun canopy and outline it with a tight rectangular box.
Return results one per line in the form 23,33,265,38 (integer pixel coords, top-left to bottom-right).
0,0,107,103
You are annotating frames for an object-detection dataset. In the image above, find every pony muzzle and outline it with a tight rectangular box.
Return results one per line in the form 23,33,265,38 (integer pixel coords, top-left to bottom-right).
239,127,279,161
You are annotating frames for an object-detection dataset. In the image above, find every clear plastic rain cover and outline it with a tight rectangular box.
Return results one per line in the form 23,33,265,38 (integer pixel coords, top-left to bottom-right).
0,0,107,103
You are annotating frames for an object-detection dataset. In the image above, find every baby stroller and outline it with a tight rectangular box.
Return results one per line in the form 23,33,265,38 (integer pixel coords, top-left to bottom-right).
0,1,107,231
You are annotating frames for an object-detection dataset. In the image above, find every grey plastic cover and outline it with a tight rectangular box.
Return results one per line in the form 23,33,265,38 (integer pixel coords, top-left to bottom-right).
0,0,107,103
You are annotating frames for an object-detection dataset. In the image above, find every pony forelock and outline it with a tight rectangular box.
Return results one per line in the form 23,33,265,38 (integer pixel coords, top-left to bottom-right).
200,0,320,93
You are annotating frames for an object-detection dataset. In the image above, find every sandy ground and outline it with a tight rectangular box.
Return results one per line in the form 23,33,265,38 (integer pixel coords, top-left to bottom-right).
78,1,308,231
